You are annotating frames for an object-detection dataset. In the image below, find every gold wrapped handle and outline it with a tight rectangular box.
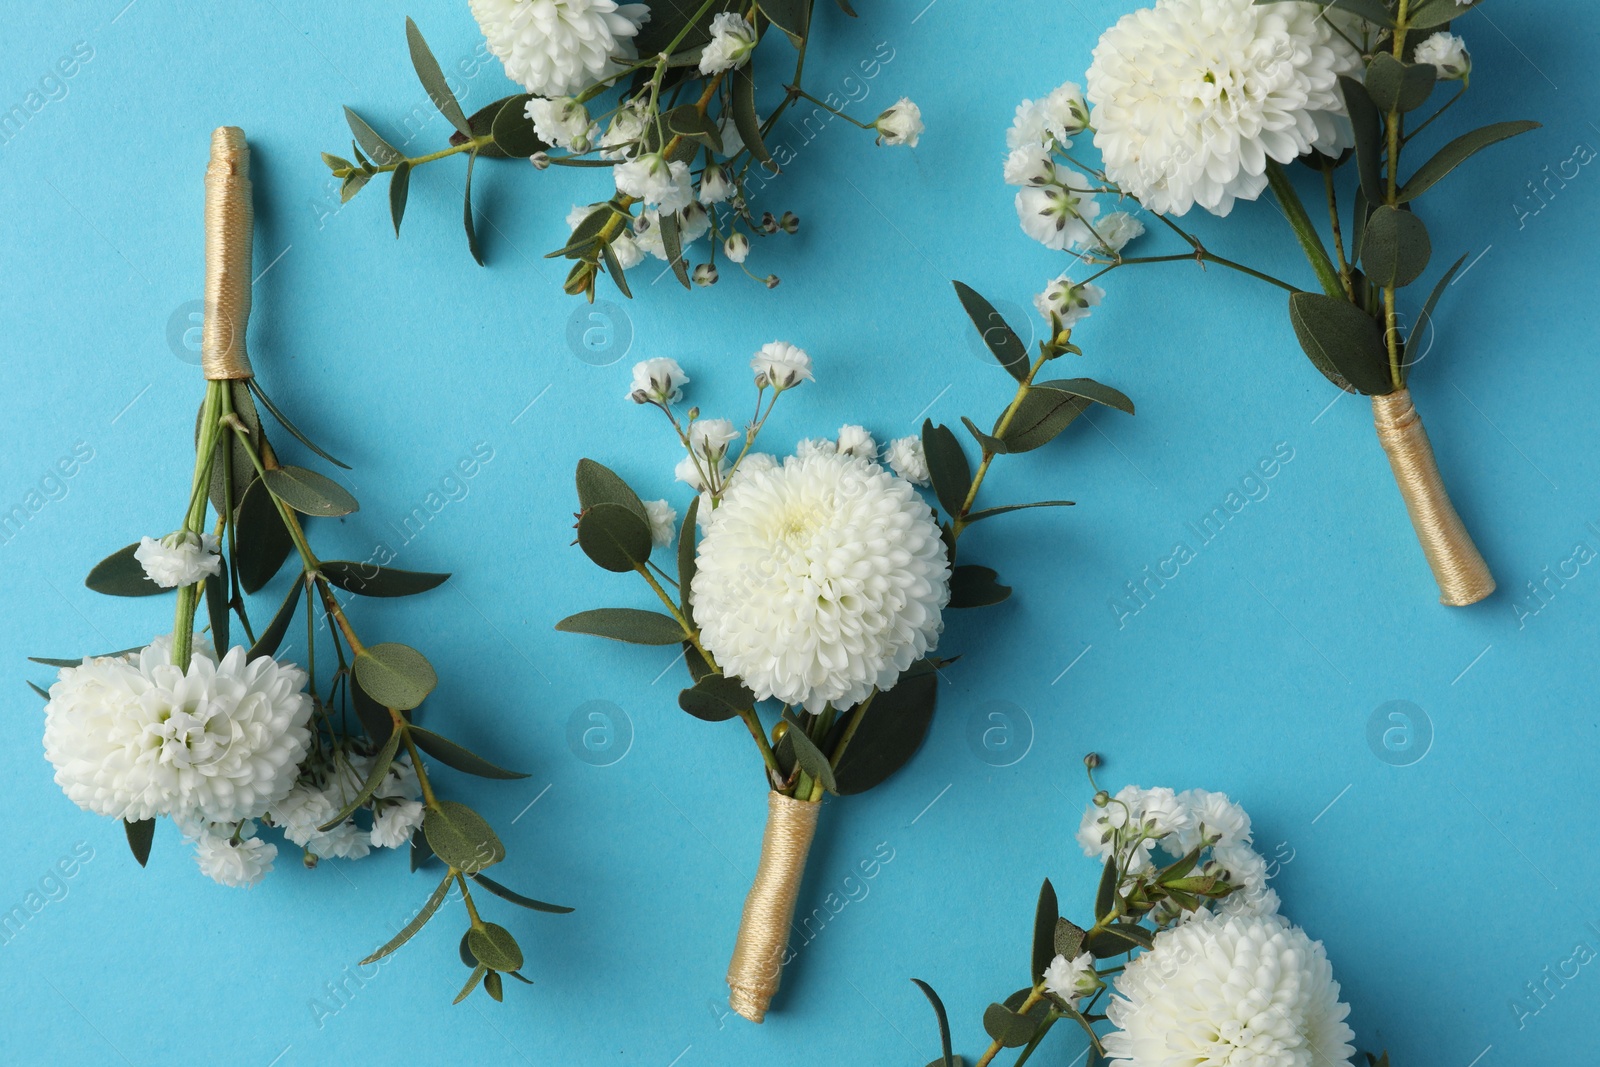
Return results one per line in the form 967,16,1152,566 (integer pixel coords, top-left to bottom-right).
1372,389,1495,606
727,791,820,1023
203,126,254,380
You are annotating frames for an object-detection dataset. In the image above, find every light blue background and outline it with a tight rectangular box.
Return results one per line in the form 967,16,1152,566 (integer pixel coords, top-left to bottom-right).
2,1,1596,1064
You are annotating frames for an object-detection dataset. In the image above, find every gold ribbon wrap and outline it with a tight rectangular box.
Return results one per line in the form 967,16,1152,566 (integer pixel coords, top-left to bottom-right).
1372,389,1495,607
726,791,820,1023
202,126,254,381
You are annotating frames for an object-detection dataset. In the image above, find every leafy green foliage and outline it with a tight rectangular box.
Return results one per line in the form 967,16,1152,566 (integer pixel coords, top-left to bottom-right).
85,544,167,597
777,714,838,794
363,871,453,964
354,643,437,711
1288,292,1393,395
235,477,296,594
263,466,359,517
410,726,529,780
833,661,939,795
1365,52,1435,114
1340,76,1384,206
389,160,412,236
921,420,971,517
1361,205,1431,288
576,459,648,520
318,728,402,831
911,979,960,1067
577,502,653,572
424,801,506,873
678,673,756,722
948,566,1011,609
124,818,155,868
471,872,575,914
248,576,303,662
468,923,524,972
320,561,449,598
557,608,686,645
953,282,1029,380
405,18,470,137
1398,120,1541,203
1031,879,1059,981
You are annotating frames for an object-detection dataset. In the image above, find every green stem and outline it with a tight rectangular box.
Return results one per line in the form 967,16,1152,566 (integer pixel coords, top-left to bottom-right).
1322,161,1353,299
1384,1,1413,390
172,381,226,668
950,352,1049,541
787,86,873,130
1264,161,1344,299
828,692,876,771
1108,253,1302,294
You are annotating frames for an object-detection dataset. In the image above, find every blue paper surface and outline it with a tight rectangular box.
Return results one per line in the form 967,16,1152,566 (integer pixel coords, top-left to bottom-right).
1,1,1596,1063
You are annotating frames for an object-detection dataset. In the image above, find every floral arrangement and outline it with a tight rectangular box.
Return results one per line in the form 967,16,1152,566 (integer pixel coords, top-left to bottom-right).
323,2,921,299
558,283,1134,1020
28,128,568,1005
1005,0,1538,606
914,756,1390,1067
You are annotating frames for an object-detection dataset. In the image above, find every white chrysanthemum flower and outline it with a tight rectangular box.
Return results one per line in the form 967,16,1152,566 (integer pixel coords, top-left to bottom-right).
643,499,678,547
614,152,693,212
1094,211,1146,254
526,96,596,150
1035,274,1105,329
1086,0,1361,216
134,532,222,589
885,436,930,487
873,98,924,147
187,819,276,888
699,12,757,74
601,100,648,159
1415,32,1470,80
1016,170,1102,251
1102,913,1356,1067
835,425,877,460
1003,144,1057,188
1043,952,1098,1004
690,418,740,462
751,341,813,391
628,357,689,404
43,642,313,824
469,0,649,98
690,451,950,712
699,162,734,204
737,452,777,477
724,232,751,263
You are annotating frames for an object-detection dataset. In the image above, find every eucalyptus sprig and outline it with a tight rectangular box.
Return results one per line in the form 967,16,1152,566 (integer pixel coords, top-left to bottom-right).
326,2,916,299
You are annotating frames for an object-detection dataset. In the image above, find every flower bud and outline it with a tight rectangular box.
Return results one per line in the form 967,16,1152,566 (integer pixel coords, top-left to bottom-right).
780,211,800,234
693,263,719,287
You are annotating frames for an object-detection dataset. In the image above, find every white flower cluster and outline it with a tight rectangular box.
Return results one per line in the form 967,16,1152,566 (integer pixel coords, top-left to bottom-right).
469,0,650,98
134,531,222,588
873,98,923,147
698,12,757,75
267,746,425,863
1415,31,1471,81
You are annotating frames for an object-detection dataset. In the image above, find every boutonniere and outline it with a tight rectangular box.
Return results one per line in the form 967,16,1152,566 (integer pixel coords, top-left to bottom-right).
30,129,567,1005
324,2,921,299
560,283,1133,1020
1006,0,1537,605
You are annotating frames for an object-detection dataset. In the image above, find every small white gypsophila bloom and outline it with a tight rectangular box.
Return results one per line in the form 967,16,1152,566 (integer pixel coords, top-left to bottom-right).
370,797,426,850
1007,82,1089,151
610,232,644,269
628,357,689,404
267,752,378,861
698,12,757,74
614,153,694,212
885,436,930,487
1102,913,1356,1067
835,425,877,460
643,498,679,547
1003,144,1058,188
1077,785,1194,871
1173,788,1253,852
1093,211,1145,254
690,451,950,713
601,100,648,159
675,453,723,493
1016,170,1102,252
1415,31,1471,80
1034,275,1105,329
794,437,838,459
525,96,596,150
1086,0,1361,217
185,819,277,888
690,418,741,463
873,98,924,147
134,532,222,589
724,232,751,264
751,341,813,391
469,0,650,98
1042,952,1098,1004
43,641,313,824
632,205,711,260
699,162,734,204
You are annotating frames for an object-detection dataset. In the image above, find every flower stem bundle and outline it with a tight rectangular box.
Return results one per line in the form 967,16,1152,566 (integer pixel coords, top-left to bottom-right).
1008,0,1537,605
560,294,1133,1020
30,127,568,1006
324,2,921,299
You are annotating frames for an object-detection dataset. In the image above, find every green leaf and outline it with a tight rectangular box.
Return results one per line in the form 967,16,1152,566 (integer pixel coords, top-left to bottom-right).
491,93,544,157
556,608,685,645
320,561,449,598
998,389,1091,453
1032,879,1059,982
601,240,632,299
454,963,489,1004
463,148,484,266
1403,253,1467,373
659,208,692,289
1365,52,1435,114
484,970,504,1002
410,726,529,780
678,495,699,619
760,0,810,44
317,727,402,831
1409,0,1479,28
262,466,359,517
405,18,470,136
953,281,1029,381
731,65,774,170
1095,855,1117,921
1399,121,1542,203
960,416,1008,456
1287,292,1393,395
552,204,618,259
779,715,838,794
27,681,49,700
947,565,1011,609
470,872,575,914
835,0,857,13
389,160,412,237
921,420,971,517
911,979,958,1067
205,570,229,649
577,502,653,572
248,576,303,662
982,1002,1041,1049
1361,205,1431,288
424,800,505,873
664,104,724,153
208,381,263,514
344,106,402,166
354,643,438,711
247,380,349,469
678,673,756,722
1087,922,1155,957
362,870,453,964
576,458,649,520
85,544,167,597
124,818,155,868
1054,916,1086,961
965,501,1075,523
468,923,524,972
833,661,938,795
340,171,371,203
1340,76,1384,207
352,674,395,746
1033,377,1136,415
